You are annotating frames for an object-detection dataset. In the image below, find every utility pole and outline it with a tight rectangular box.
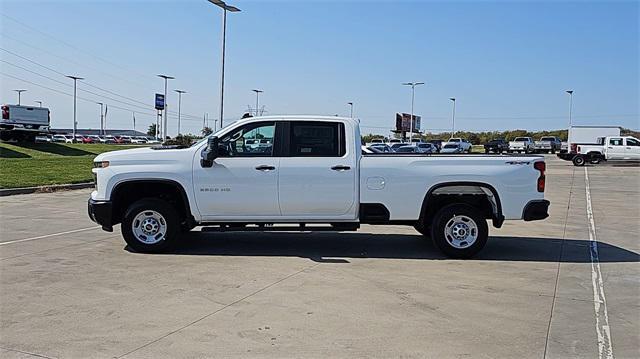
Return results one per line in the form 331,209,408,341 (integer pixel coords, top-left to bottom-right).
34,101,43,107
174,89,186,135
157,74,174,139
348,102,354,118
13,90,26,105
449,97,456,138
96,102,104,135
402,82,424,143
566,90,574,128
207,0,241,129
66,76,83,141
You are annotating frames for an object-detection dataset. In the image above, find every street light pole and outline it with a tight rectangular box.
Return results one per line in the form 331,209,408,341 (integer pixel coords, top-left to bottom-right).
348,102,354,118
34,101,43,108
207,0,241,129
252,89,263,116
566,90,573,128
13,90,26,105
449,97,456,138
157,74,174,139
402,82,424,143
174,90,186,135
96,102,104,135
66,76,83,141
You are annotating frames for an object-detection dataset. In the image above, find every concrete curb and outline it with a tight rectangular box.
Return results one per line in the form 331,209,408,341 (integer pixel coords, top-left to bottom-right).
0,183,93,197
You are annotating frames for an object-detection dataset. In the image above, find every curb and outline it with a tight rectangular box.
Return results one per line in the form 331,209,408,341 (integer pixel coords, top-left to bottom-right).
0,183,94,197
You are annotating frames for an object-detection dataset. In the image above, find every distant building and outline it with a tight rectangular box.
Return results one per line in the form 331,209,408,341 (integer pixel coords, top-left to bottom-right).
51,129,148,137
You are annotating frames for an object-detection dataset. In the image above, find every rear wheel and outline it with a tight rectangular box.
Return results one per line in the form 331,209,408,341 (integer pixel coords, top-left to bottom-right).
122,198,180,253
573,155,586,167
431,204,488,258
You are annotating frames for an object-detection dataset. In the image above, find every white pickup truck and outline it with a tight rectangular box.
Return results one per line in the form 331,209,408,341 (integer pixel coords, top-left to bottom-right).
1,104,50,142
88,116,549,258
444,138,472,153
508,137,535,153
568,136,640,166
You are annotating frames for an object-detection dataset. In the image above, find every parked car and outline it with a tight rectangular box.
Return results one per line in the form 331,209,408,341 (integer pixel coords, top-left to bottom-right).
362,145,384,154
441,143,464,154
74,135,93,144
445,138,472,153
89,115,549,259
87,135,105,143
508,137,535,153
35,135,52,143
369,143,392,153
562,136,640,166
131,136,148,144
427,139,443,152
390,142,409,152
484,139,508,153
52,134,73,143
534,136,562,153
145,137,161,144
395,146,420,153
103,135,118,144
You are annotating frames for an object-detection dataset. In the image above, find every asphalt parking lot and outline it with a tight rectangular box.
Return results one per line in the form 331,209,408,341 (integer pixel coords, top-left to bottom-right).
1,155,638,359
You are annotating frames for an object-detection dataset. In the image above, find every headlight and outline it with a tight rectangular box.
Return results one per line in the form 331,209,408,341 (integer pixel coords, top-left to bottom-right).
93,161,109,168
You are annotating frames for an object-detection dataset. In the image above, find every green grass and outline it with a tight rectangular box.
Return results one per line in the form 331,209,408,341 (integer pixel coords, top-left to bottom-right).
0,142,143,189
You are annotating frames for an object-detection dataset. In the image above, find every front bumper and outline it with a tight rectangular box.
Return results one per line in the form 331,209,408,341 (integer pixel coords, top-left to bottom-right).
88,199,113,232
522,200,550,221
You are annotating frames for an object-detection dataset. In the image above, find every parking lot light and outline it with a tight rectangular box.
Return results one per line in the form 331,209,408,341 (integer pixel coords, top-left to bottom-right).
13,89,26,105
566,90,574,128
207,0,241,129
402,82,424,143
449,97,456,138
66,76,84,141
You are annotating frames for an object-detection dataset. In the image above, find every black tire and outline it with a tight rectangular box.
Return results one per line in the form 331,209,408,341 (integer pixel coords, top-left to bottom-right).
572,155,586,167
430,204,488,259
0,132,12,141
590,157,602,164
551,149,556,154
121,198,180,253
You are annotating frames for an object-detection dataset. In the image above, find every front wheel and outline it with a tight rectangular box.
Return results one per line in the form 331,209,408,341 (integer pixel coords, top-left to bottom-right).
122,198,180,253
431,204,488,258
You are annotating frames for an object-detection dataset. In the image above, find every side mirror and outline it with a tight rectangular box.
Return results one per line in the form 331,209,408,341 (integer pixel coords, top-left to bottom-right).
200,136,219,168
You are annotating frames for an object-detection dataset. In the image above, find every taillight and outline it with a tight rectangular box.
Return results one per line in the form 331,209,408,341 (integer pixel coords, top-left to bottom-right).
534,161,546,192
1,106,8,120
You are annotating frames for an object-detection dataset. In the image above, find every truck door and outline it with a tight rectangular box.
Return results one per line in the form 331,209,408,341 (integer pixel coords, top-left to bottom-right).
278,121,357,219
193,121,281,219
625,138,640,160
607,137,626,159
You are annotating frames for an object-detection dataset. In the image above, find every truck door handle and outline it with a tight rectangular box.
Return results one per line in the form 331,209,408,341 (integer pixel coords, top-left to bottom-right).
331,165,351,171
608,147,613,149
255,165,276,171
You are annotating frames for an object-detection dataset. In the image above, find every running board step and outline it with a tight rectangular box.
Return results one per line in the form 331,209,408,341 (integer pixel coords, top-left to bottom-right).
200,223,360,232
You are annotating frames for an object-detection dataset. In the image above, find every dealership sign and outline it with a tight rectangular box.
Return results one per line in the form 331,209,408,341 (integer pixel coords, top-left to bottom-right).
395,113,421,132
155,94,165,110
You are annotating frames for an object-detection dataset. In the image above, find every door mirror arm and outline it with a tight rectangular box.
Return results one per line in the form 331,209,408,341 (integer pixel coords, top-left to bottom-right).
201,136,219,168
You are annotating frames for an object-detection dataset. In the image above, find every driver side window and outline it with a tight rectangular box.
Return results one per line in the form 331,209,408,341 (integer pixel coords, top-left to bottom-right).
219,122,275,157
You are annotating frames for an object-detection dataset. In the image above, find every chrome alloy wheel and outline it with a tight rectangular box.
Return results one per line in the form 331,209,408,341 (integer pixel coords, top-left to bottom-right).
131,210,167,244
444,215,478,249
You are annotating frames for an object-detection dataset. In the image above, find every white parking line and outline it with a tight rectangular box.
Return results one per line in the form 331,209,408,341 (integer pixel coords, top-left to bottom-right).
0,226,100,246
584,167,614,359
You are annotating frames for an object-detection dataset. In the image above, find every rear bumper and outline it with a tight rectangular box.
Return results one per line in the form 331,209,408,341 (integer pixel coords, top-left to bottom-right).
88,199,113,231
0,123,49,132
522,200,550,221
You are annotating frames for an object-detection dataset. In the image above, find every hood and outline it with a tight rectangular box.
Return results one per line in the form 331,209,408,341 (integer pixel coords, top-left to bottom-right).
94,146,194,165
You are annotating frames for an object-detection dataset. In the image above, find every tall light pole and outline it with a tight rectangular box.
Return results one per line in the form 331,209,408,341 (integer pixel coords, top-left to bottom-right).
449,97,456,138
566,90,574,128
66,76,83,141
348,102,354,118
34,101,43,107
207,0,241,129
402,82,424,142
252,89,263,116
174,90,186,135
157,74,174,139
13,90,26,105
96,102,104,135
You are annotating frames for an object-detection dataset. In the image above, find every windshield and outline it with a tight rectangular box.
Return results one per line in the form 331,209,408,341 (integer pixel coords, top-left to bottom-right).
449,138,460,142
444,144,458,149
514,137,528,141
540,137,555,141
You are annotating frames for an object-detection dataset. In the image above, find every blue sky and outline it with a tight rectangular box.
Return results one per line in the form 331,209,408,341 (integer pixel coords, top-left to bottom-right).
1,0,638,136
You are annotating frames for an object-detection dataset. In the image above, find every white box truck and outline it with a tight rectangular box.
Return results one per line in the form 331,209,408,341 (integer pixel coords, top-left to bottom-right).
558,125,620,161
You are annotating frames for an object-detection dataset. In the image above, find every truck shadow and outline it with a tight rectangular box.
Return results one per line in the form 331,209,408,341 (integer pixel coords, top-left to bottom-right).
152,232,640,263
0,146,31,158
